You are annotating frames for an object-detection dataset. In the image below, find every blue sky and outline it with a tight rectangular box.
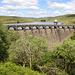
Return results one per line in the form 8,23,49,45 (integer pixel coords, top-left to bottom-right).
0,0,75,17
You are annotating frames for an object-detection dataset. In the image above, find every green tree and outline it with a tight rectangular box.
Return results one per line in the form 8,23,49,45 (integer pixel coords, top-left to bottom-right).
0,62,43,75
8,35,48,69
0,23,10,61
69,32,75,40
54,40,75,74
8,35,38,68
24,36,48,69
8,30,20,42
31,37,48,68
8,39,28,67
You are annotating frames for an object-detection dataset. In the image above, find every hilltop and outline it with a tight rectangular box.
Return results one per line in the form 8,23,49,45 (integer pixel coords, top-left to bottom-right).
0,14,75,24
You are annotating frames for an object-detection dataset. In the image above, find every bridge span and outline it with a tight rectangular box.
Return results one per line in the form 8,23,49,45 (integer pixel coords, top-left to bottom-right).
3,23,75,49
3,23,75,30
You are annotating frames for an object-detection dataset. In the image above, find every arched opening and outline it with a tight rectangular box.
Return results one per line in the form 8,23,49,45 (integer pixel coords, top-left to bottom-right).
9,27,14,30
25,27,30,29
59,26,62,29
39,26,43,29
64,26,68,29
32,26,36,29
17,27,22,30
46,26,49,29
69,26,73,29
51,26,54,29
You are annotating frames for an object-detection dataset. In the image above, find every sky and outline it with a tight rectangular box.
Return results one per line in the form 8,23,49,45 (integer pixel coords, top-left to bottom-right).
0,0,75,17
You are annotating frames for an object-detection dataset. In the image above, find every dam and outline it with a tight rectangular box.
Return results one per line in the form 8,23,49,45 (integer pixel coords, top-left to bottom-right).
3,22,75,49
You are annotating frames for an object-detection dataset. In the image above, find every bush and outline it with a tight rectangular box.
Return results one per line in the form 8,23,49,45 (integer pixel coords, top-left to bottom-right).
0,62,43,75
0,23,10,61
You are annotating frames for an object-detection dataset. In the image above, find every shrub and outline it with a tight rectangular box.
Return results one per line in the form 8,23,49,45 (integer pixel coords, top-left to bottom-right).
0,62,43,75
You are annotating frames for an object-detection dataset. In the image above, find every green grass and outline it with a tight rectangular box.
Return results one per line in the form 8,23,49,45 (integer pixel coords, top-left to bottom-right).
0,14,75,24
0,16,34,24
35,14,75,24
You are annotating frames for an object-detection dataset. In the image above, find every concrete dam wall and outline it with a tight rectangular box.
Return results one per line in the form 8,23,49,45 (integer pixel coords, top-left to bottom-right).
18,28,75,49
5,24,75,49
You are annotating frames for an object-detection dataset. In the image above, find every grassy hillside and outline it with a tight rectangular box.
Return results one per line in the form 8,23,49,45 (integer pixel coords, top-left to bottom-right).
0,16,34,24
50,14,75,24
36,14,75,24
0,14,75,24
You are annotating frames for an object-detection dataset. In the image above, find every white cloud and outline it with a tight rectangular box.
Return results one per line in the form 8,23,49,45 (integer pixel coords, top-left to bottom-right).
0,10,25,17
0,5,38,10
0,0,39,10
0,9,51,17
1,0,38,5
25,9,51,17
0,9,72,17
0,0,75,17
45,0,75,16
47,0,75,11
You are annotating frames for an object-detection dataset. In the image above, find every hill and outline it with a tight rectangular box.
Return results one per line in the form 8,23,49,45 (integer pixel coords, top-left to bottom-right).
35,14,75,24
0,16,35,24
0,14,75,24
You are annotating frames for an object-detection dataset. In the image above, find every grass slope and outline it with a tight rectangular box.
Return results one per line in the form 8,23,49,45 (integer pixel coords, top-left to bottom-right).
35,14,75,24
0,16,34,24
0,14,75,24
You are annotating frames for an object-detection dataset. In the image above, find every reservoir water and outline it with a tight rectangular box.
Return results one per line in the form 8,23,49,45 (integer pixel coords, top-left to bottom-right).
3,22,63,30
3,22,63,26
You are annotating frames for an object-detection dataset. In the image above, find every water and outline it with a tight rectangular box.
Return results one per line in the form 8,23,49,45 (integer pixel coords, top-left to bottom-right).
3,22,63,30
3,22,63,26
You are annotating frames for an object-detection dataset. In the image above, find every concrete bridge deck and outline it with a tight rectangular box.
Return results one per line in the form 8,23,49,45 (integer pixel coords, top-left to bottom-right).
3,23,75,30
